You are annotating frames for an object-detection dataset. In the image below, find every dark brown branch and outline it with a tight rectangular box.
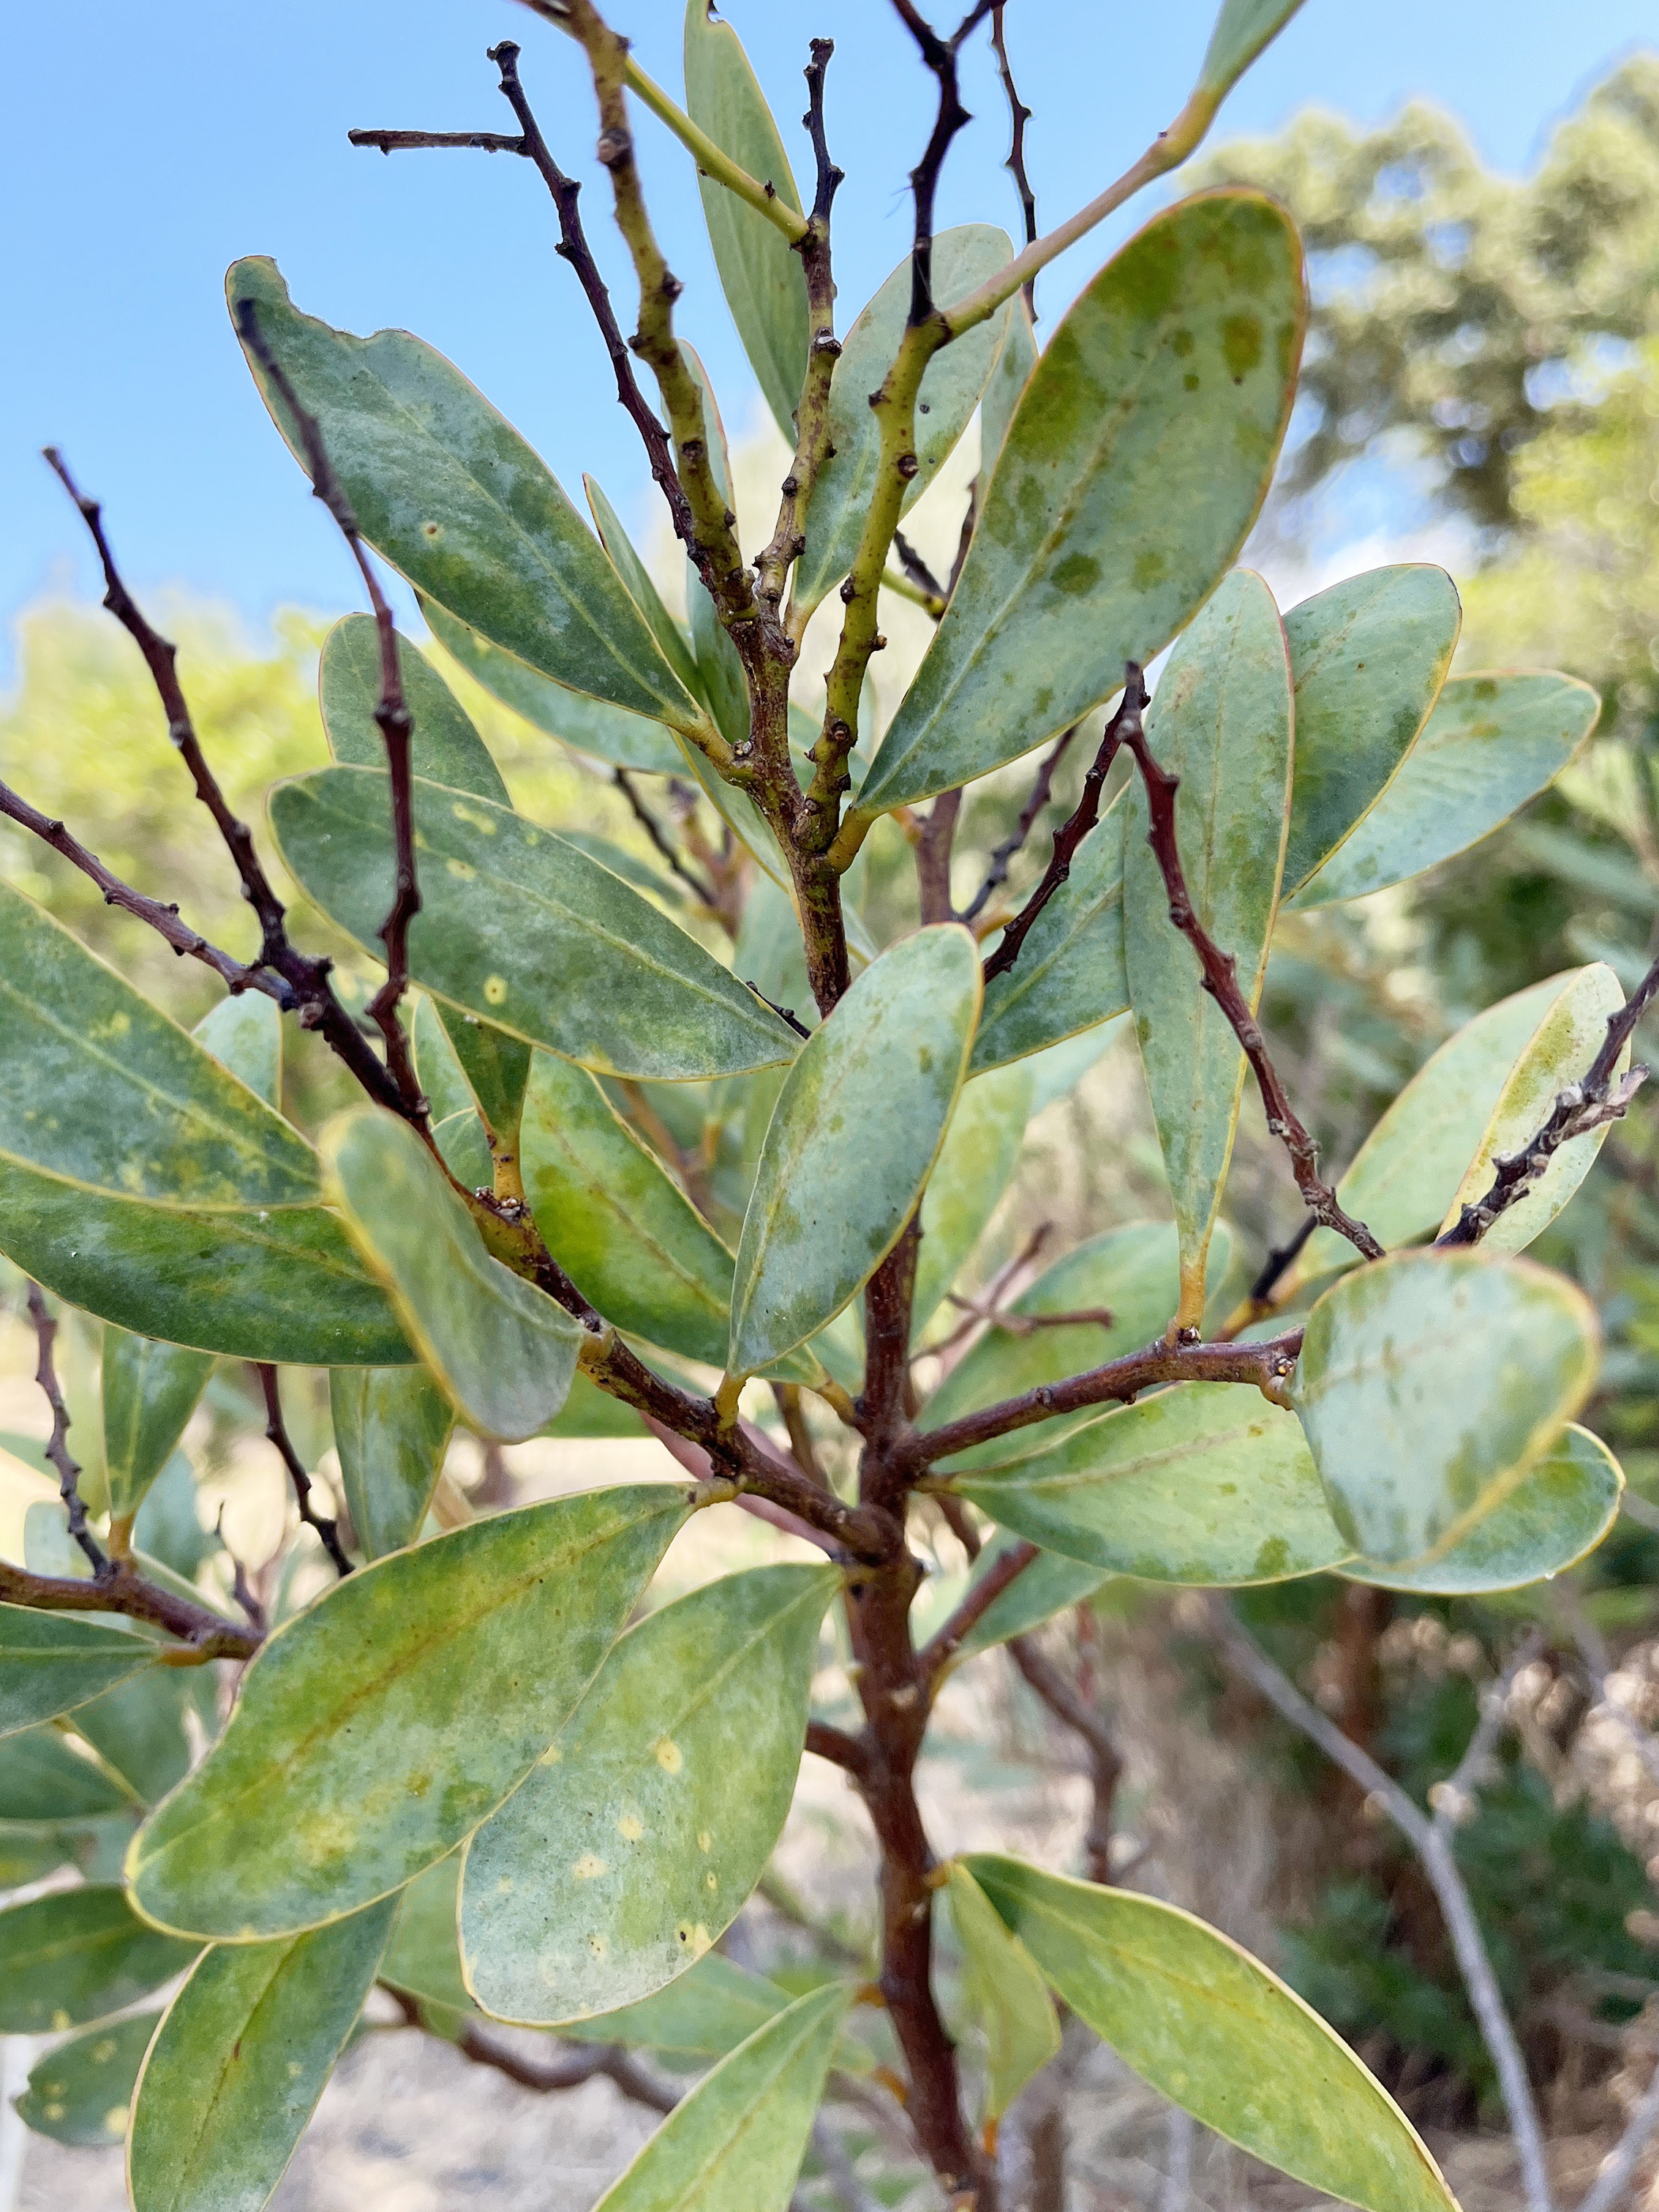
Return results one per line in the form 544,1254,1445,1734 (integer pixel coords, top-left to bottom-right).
0,1557,260,1660
941,1294,1116,1339
933,1491,982,1561
917,1538,1038,1685
26,1284,104,1576
350,127,524,154
255,1366,353,1578
1438,946,1659,1247
1121,717,1385,1267
612,767,721,907
859,1215,923,1500
806,1718,870,1775
803,37,845,227
988,6,1038,312
42,448,418,1124
900,1328,1305,1475
891,528,949,609
960,726,1077,926
383,1988,677,2114
0,782,291,1006
889,0,998,325
232,302,424,1118
1008,1635,1120,1885
982,675,1145,985
1248,1214,1317,1306
215,1508,268,1633
914,789,962,925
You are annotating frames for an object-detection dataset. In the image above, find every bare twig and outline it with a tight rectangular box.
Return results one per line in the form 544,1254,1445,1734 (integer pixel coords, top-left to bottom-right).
918,1539,1039,1686
26,1284,105,1576
384,1987,677,2113
255,1366,353,1578
1439,948,1659,1248
915,789,963,925
0,1556,259,1660
1122,715,1384,1268
1213,1601,1554,2212
350,127,524,154
889,1,997,324
612,767,721,908
982,677,1144,985
988,6,1037,312
960,728,1078,928
1007,1633,1121,1885
900,1329,1304,1476
42,448,418,1124
892,528,950,610
807,1719,871,1776
941,1295,1116,1340
215,1507,268,1633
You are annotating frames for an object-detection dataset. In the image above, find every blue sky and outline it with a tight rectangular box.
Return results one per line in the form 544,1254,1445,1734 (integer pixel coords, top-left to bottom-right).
3,0,1655,671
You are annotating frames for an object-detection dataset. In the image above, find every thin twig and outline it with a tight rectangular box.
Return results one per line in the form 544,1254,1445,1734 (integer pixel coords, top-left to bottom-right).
612,767,721,907
25,1284,105,1576
1008,1634,1121,1885
941,1294,1116,1339
918,1539,1039,1686
255,1366,353,1578
807,1719,871,1776
350,127,524,154
0,1557,259,1660
1213,1601,1554,2212
988,6,1037,312
42,448,418,1124
982,677,1143,985
888,0,998,324
892,529,950,609
215,1507,268,1633
1439,947,1659,1248
960,727,1078,927
1121,715,1384,1268
232,301,424,1118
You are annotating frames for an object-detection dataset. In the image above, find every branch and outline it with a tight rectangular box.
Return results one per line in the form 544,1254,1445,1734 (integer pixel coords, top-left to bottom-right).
255,1366,353,1578
917,1538,1038,1685
981,676,1143,985
960,726,1077,928
0,1557,259,1661
988,4,1037,312
1212,1601,1554,2212
633,1410,892,1565
891,528,949,609
806,1718,870,1776
617,51,810,245
1122,717,1385,1268
350,128,524,154
0,781,290,1006
612,767,721,908
26,1283,105,1575
1008,1633,1121,1886
232,301,424,1117
1439,947,1659,1249
385,1987,679,2114
42,449,419,1125
889,1,996,324
900,1329,1304,1475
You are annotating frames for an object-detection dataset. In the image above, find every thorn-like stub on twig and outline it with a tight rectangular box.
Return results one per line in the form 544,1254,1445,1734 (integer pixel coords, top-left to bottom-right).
896,451,920,480
595,126,631,168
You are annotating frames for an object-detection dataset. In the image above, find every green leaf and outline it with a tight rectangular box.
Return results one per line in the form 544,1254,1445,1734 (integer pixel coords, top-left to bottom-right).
462,1563,838,2024
793,226,1015,619
951,1385,1350,1585
520,1050,736,1368
966,1854,1456,2212
0,1724,135,1821
1342,1422,1622,1595
421,597,685,775
913,1061,1035,1338
328,1365,454,1560
543,1369,650,1440
320,612,509,802
15,2009,159,2146
192,993,282,1110
381,1854,474,2015
682,0,810,443
969,803,1128,1075
0,883,409,1366
127,1483,688,1938
422,998,531,1158
102,1328,214,1525
953,1531,1110,1661
980,292,1037,486
229,258,711,742
945,1860,1060,2121
74,1666,216,1806
127,1899,394,2212
1291,970,1591,1293
591,1981,849,2212
1199,0,1307,98
852,192,1303,820
587,476,707,704
0,1886,198,2033
1294,1248,1600,1566
561,1952,801,2060
323,1107,582,1442
1125,570,1292,1328
1279,565,1462,896
430,1105,492,1190
1298,670,1600,907
923,1222,1216,1470
270,766,797,1081
729,926,981,1377
1439,961,1626,1253
0,1607,155,1739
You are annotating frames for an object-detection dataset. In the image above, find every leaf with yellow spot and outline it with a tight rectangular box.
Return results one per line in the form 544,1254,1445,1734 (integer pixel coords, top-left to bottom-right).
461,1563,838,2025
0,1886,198,2034
127,1483,690,1939
15,2010,160,2147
